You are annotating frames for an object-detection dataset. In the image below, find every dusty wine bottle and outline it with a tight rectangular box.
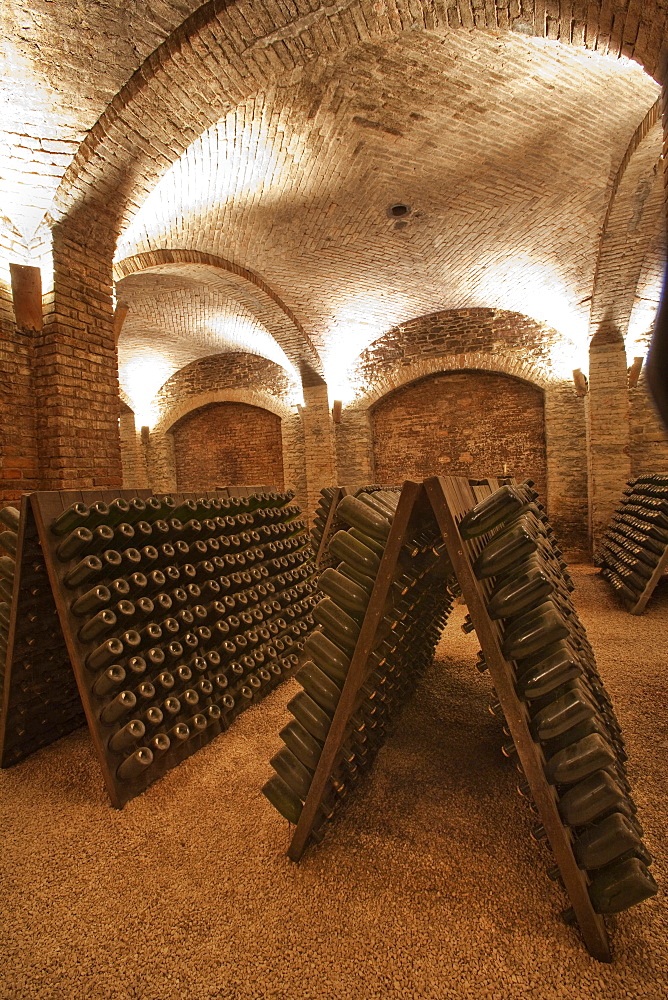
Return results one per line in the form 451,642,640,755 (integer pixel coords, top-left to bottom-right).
545,733,617,785
319,568,369,618
86,637,124,672
573,812,644,870
297,661,342,716
279,719,322,772
0,506,20,532
586,856,658,914
270,746,313,800
108,718,146,753
116,746,153,781
329,530,381,577
50,502,90,536
302,631,350,684
458,485,528,539
288,690,332,743
262,773,303,824
100,690,137,725
92,665,126,697
557,770,634,827
336,495,391,540
530,689,596,742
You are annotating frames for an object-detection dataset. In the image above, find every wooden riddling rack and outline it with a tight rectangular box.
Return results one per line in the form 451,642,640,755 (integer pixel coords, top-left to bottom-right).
597,474,668,615
0,488,317,807
285,480,460,860
276,475,652,962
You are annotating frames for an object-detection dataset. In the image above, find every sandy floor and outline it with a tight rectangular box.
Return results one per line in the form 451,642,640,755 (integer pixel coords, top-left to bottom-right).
0,567,666,1000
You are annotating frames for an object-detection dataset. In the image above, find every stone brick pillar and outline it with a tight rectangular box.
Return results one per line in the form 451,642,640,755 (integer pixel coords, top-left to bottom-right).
145,430,177,493
36,219,122,489
544,382,589,560
119,408,150,488
335,406,374,486
302,382,337,518
586,325,631,552
281,411,308,513
0,265,40,504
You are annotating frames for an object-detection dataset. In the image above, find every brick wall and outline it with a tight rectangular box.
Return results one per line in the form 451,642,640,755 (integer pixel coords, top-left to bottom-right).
630,372,668,475
371,370,547,497
172,402,284,491
0,299,40,505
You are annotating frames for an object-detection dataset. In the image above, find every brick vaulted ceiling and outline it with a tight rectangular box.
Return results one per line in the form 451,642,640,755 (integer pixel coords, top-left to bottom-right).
2,1,666,412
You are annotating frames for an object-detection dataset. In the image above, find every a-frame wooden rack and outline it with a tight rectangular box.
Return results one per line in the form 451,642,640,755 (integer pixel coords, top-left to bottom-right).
1,487,313,808
286,476,612,963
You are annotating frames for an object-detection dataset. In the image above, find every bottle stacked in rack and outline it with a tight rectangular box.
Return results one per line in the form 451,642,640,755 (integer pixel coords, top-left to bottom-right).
459,484,657,918
310,488,339,563
0,505,20,674
49,492,318,799
263,489,458,840
597,474,668,610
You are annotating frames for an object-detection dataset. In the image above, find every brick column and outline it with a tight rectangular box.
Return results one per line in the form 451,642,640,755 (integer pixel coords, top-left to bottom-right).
544,382,589,561
145,430,177,492
36,219,122,489
119,409,150,488
281,411,307,513
302,382,337,519
586,326,631,552
335,405,374,486
0,266,40,504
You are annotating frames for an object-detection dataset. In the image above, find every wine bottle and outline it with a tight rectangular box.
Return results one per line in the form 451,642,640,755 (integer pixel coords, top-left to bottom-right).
50,502,90,536
116,746,153,781
297,661,342,715
279,720,322,772
517,641,582,701
329,530,381,578
586,856,657,913
302,631,350,684
530,689,596,742
262,773,303,824
70,585,112,617
288,691,332,743
501,607,569,660
78,609,118,643
99,690,137,725
487,565,555,620
270,746,313,800
545,733,617,785
458,485,528,538
86,637,124,672
92,665,126,698
108,718,145,753
573,812,644,870
319,568,368,619
557,770,633,827
336,495,391,540
0,506,20,532
0,529,17,556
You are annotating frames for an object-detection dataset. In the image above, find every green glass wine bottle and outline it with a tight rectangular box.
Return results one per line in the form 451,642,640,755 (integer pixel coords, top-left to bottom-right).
116,746,153,781
270,746,313,800
279,720,322,772
557,770,634,827
288,690,332,743
487,565,555,620
262,773,303,824
545,733,617,785
501,606,569,660
530,689,596,742
312,599,360,654
573,812,644,870
329,529,381,577
586,856,657,913
336,495,391,540
0,506,20,532
297,661,341,715
303,631,350,684
458,485,527,539
319,568,369,619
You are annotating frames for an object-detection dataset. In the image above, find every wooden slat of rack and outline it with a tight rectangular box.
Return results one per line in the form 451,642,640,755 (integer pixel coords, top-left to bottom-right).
288,480,424,861
627,545,668,615
313,488,347,569
0,495,82,767
424,476,611,964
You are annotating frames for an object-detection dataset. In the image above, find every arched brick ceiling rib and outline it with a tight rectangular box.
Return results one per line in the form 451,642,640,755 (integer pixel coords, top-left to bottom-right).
114,250,323,380
590,115,664,351
31,0,668,243
113,31,658,382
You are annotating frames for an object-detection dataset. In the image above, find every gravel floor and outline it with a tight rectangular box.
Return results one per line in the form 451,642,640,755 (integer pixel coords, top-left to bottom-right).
0,566,666,1000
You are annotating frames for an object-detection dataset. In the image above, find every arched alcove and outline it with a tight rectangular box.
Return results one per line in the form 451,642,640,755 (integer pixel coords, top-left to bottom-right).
371,370,547,498
171,401,284,490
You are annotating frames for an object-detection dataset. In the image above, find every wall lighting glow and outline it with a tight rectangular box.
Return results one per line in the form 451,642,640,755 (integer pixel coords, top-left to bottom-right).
119,355,175,430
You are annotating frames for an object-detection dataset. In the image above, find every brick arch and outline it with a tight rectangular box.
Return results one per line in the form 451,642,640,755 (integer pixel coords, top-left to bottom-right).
48,1,665,242
114,248,323,380
351,353,551,411
155,386,293,436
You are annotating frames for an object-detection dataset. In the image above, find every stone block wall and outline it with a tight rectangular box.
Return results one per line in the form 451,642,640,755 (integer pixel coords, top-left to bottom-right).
172,402,284,491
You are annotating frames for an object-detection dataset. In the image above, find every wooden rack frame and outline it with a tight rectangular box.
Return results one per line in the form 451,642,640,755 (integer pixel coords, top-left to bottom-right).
626,546,668,615
287,476,611,962
424,475,611,962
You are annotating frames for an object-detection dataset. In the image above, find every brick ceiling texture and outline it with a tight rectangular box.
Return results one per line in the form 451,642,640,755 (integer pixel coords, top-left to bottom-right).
2,1,666,411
